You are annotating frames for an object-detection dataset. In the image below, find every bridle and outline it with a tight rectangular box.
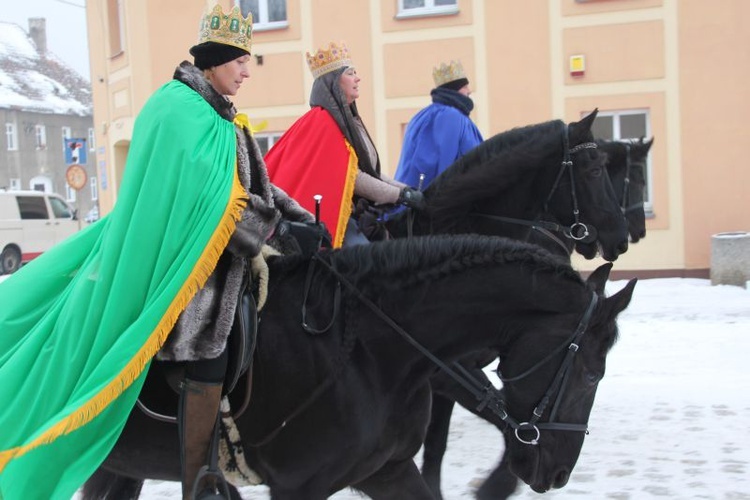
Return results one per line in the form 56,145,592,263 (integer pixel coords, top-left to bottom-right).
496,292,599,445
472,122,599,251
618,143,645,216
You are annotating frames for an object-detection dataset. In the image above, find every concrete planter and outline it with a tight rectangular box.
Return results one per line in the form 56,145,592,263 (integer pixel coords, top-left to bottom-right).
710,232,750,288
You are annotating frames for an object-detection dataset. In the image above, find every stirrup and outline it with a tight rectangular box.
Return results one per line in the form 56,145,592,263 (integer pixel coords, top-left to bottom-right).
190,409,231,500
192,465,231,500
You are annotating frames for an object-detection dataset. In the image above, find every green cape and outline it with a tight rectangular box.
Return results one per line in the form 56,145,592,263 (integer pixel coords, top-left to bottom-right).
0,80,246,499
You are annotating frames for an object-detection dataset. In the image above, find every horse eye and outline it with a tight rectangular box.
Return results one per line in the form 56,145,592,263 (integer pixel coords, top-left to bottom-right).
585,370,602,385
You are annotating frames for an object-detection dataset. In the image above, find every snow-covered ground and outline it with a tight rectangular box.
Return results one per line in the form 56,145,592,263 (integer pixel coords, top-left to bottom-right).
104,277,750,499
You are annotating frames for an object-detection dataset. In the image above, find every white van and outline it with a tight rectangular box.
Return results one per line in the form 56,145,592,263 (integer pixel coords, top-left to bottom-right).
0,190,80,274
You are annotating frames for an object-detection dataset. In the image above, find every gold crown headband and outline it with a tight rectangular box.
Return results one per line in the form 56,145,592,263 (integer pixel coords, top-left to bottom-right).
306,42,353,79
197,4,253,53
433,60,466,87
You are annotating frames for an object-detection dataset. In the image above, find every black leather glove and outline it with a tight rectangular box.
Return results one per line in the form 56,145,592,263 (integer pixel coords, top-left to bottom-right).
277,220,331,255
397,187,426,211
356,206,387,241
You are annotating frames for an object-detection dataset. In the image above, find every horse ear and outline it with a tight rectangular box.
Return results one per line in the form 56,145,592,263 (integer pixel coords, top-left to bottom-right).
604,278,637,318
570,108,598,142
586,263,613,294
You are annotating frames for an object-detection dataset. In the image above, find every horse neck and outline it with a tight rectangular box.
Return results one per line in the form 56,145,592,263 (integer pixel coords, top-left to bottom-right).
388,263,587,370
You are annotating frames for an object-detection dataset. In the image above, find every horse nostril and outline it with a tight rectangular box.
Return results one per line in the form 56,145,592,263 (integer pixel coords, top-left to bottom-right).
553,468,571,488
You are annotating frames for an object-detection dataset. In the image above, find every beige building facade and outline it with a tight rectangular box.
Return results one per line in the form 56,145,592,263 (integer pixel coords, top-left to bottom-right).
85,0,750,278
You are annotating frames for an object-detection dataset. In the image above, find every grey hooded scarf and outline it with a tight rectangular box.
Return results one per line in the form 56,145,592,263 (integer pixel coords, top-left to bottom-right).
309,68,381,180
157,61,314,362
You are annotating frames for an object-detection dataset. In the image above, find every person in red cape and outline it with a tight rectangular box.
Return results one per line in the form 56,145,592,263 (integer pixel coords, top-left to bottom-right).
265,41,425,248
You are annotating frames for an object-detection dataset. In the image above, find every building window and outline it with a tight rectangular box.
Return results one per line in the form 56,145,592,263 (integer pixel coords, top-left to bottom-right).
254,132,283,157
6,123,18,151
35,125,47,150
107,0,125,57
62,126,71,151
88,128,96,150
237,0,288,31
65,184,76,202
9,178,21,190
591,109,652,208
90,176,98,201
397,0,458,18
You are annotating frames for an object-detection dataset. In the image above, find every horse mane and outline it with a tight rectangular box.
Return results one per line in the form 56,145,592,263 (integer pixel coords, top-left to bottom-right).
425,119,565,219
320,234,582,293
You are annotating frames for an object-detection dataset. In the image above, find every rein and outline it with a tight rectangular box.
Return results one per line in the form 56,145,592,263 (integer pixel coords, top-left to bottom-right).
619,143,645,215
294,253,599,446
472,122,598,248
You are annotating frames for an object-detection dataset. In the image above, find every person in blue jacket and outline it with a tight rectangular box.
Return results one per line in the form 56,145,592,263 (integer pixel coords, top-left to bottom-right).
395,60,484,189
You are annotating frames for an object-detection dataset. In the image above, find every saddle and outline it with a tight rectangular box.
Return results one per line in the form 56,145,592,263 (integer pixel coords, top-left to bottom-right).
137,268,258,421
137,220,329,420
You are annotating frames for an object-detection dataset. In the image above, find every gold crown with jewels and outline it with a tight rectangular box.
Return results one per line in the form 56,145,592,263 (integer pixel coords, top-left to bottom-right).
306,41,353,79
432,60,466,87
196,4,253,53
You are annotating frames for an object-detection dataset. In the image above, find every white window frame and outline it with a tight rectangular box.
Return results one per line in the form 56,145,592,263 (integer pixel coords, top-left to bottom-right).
62,126,71,151
65,184,76,202
236,0,288,32
254,131,283,157
9,178,21,190
88,128,96,151
35,124,47,150
90,176,99,201
396,0,459,19
592,108,653,213
6,123,18,151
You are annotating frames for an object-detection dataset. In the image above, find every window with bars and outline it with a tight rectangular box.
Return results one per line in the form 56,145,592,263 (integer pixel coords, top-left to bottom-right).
590,109,653,208
62,126,71,151
6,123,18,151
88,128,96,151
35,125,47,150
237,0,288,31
90,177,99,201
397,0,458,18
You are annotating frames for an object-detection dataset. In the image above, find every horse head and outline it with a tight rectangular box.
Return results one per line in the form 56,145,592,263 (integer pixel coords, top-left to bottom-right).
495,263,636,492
542,109,630,261
597,136,653,244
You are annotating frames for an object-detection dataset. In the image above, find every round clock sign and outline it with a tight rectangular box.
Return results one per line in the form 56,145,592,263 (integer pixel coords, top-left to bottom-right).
66,165,88,191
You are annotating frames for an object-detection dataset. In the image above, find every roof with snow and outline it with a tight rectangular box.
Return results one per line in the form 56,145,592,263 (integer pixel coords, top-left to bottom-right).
0,21,91,116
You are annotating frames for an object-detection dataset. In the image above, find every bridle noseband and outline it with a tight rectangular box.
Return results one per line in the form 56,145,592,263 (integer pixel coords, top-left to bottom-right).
497,292,599,445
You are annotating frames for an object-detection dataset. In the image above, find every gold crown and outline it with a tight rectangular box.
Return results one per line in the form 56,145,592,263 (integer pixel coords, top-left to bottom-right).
432,60,466,87
306,41,353,79
196,4,253,53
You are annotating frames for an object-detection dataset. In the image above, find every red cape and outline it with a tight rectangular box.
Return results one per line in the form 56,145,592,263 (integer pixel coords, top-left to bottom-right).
265,107,358,248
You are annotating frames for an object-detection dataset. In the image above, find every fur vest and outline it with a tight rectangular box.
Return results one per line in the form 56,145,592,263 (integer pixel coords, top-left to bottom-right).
157,62,313,362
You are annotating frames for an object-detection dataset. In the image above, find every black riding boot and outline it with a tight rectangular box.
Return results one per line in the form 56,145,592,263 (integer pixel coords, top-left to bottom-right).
179,379,223,499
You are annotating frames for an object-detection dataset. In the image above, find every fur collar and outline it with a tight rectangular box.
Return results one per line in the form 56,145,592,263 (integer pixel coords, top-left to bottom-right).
173,61,236,122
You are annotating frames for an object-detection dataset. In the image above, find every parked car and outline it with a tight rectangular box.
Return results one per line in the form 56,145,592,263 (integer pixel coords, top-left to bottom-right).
0,190,79,274
85,205,100,223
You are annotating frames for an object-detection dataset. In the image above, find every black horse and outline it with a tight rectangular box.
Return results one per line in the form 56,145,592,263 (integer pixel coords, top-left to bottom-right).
381,111,630,498
461,136,656,500
385,109,630,262
82,235,635,499
599,136,654,244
